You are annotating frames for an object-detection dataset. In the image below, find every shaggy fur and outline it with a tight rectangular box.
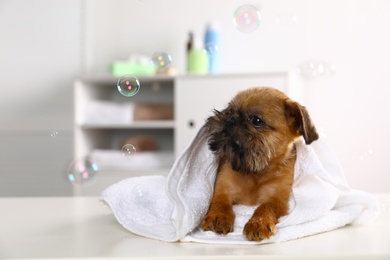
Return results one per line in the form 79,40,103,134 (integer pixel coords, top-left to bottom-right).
202,87,318,241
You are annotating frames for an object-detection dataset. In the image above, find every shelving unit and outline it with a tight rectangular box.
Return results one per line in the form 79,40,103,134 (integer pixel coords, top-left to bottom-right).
74,75,175,195
74,75,175,154
74,72,303,195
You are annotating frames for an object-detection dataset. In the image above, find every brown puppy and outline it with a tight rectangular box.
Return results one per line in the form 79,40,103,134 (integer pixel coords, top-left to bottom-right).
202,87,319,241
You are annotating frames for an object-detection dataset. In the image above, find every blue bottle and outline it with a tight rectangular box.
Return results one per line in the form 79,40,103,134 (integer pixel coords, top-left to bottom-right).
204,21,221,74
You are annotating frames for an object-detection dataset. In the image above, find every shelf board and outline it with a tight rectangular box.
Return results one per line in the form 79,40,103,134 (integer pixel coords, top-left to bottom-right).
77,72,291,83
78,120,175,129
96,168,172,176
77,74,175,84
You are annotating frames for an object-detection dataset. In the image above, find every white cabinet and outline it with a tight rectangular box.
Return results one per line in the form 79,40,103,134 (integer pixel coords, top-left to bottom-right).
73,72,301,195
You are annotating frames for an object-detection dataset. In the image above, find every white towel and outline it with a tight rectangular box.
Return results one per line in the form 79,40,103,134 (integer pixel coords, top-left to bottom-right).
100,124,380,244
90,149,174,171
81,101,134,125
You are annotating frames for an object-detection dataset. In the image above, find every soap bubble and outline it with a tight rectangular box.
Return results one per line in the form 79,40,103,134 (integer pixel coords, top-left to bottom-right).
67,157,98,185
381,201,388,213
151,82,161,92
276,13,298,25
205,42,219,55
233,4,261,33
132,184,149,198
121,144,136,158
50,130,58,137
359,149,374,161
117,75,140,97
132,184,150,205
318,127,328,139
151,51,172,71
296,60,336,78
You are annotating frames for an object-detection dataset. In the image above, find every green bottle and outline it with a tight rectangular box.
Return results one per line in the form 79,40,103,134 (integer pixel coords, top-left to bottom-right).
187,37,209,74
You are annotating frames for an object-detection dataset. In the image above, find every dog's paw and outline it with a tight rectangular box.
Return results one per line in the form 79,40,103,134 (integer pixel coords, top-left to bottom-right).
243,217,277,242
202,211,235,235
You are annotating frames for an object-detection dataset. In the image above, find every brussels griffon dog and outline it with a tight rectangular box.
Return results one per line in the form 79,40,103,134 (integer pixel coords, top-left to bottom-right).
201,87,319,241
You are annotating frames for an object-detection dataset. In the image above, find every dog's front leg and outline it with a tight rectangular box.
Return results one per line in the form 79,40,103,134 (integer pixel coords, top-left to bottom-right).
202,165,236,235
202,191,235,234
243,197,288,241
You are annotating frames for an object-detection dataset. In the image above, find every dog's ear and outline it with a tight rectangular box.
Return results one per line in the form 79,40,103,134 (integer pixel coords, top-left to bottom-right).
284,99,319,144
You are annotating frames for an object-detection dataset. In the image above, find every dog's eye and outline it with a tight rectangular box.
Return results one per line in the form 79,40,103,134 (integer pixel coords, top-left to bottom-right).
250,116,264,127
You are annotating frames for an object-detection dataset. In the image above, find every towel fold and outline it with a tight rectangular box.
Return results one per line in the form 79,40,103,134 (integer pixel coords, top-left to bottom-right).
100,124,380,244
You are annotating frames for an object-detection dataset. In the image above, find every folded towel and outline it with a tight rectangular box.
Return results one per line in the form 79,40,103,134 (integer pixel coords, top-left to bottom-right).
100,124,380,244
80,101,174,125
81,101,135,125
90,150,174,171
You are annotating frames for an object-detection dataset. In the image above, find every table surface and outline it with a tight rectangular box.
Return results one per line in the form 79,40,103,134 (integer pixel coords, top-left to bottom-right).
0,194,389,260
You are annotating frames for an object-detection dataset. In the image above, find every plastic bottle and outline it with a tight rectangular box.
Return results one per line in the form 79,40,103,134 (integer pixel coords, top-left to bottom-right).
204,21,221,74
186,31,193,72
187,35,209,74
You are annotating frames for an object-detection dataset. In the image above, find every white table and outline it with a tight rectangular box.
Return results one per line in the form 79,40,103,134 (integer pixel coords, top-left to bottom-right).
1,194,389,259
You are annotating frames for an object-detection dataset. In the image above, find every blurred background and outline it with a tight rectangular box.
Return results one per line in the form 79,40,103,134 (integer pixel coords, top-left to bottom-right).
0,0,389,196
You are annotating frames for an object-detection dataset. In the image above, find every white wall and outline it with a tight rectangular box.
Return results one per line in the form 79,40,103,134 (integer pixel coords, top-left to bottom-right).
84,0,390,193
0,0,80,196
0,0,389,195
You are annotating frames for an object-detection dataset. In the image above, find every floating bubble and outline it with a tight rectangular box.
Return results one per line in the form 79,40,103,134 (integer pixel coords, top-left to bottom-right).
276,13,298,25
151,82,161,92
121,144,136,158
318,127,328,139
381,201,387,213
151,51,172,71
132,184,149,198
50,130,58,137
67,157,98,185
233,5,261,33
132,184,150,206
296,60,336,78
205,42,219,55
117,75,140,97
359,149,374,161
